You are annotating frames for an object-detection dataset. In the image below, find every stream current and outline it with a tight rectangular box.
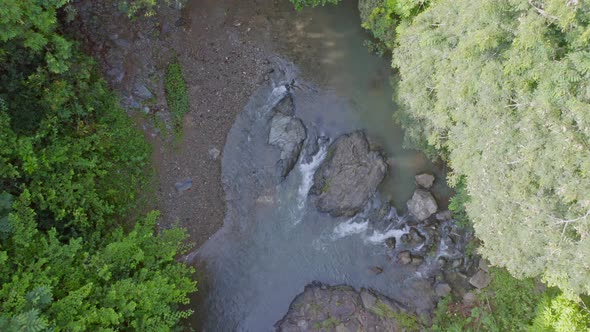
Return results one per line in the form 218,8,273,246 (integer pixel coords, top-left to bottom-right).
189,1,457,331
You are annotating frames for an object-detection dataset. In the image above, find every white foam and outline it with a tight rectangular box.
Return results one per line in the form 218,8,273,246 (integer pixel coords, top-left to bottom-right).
297,144,327,210
331,218,370,240
363,226,408,245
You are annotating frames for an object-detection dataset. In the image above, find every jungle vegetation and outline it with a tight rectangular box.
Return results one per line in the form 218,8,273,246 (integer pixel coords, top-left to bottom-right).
0,1,195,330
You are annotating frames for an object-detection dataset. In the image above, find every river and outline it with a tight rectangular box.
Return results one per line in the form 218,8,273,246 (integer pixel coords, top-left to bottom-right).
187,1,456,331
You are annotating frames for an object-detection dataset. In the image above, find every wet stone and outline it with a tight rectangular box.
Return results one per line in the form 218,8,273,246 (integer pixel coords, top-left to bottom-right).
174,178,192,192
415,173,435,189
208,147,221,160
436,257,448,267
385,237,396,249
407,189,438,221
273,94,295,116
268,113,306,179
410,227,426,243
450,258,464,269
397,251,412,265
311,131,387,217
369,266,384,275
360,290,376,309
401,228,426,246
411,255,424,266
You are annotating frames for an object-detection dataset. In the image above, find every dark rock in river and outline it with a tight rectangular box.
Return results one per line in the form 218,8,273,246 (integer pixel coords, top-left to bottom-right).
311,131,387,217
268,112,307,179
407,189,438,221
401,227,426,246
274,94,295,116
385,237,396,249
276,283,411,332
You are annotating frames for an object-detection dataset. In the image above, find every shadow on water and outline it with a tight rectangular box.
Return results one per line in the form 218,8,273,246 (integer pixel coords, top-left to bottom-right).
185,1,456,331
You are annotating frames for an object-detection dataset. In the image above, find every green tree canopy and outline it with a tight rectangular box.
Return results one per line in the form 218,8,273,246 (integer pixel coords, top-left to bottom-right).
393,0,590,294
0,1,196,330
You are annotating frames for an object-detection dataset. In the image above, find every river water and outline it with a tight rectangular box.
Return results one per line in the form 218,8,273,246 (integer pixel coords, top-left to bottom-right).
189,1,456,331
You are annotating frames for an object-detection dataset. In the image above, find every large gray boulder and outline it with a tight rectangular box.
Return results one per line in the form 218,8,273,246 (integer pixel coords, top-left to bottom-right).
276,283,409,332
311,131,387,217
268,113,307,179
407,189,438,221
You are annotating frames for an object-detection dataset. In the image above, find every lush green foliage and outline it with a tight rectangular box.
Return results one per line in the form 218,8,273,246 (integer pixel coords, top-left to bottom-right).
0,200,195,331
393,0,590,294
358,0,429,50
532,293,590,331
290,0,341,10
1,1,196,330
432,268,590,331
165,58,190,130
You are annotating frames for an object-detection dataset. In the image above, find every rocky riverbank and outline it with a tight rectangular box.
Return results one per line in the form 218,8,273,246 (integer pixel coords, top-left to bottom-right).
69,0,296,247
276,283,417,332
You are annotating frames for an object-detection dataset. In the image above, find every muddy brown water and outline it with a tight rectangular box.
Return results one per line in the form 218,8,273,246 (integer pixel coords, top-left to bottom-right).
185,1,454,331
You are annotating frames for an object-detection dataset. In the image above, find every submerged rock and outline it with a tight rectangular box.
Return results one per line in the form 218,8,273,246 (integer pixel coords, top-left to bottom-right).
397,251,412,265
401,227,426,246
415,173,435,189
268,112,307,179
311,131,387,217
369,266,384,275
276,283,410,332
407,189,438,221
411,255,425,266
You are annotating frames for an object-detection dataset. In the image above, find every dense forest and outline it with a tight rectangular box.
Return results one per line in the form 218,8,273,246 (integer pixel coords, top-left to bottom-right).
1,0,589,331
0,1,195,330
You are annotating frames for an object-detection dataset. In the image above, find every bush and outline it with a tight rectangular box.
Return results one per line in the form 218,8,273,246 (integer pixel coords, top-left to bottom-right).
165,58,190,130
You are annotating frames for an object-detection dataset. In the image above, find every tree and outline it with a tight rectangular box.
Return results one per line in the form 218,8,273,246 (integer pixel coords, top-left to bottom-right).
1,0,197,329
393,0,590,294
358,0,430,51
0,193,195,331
